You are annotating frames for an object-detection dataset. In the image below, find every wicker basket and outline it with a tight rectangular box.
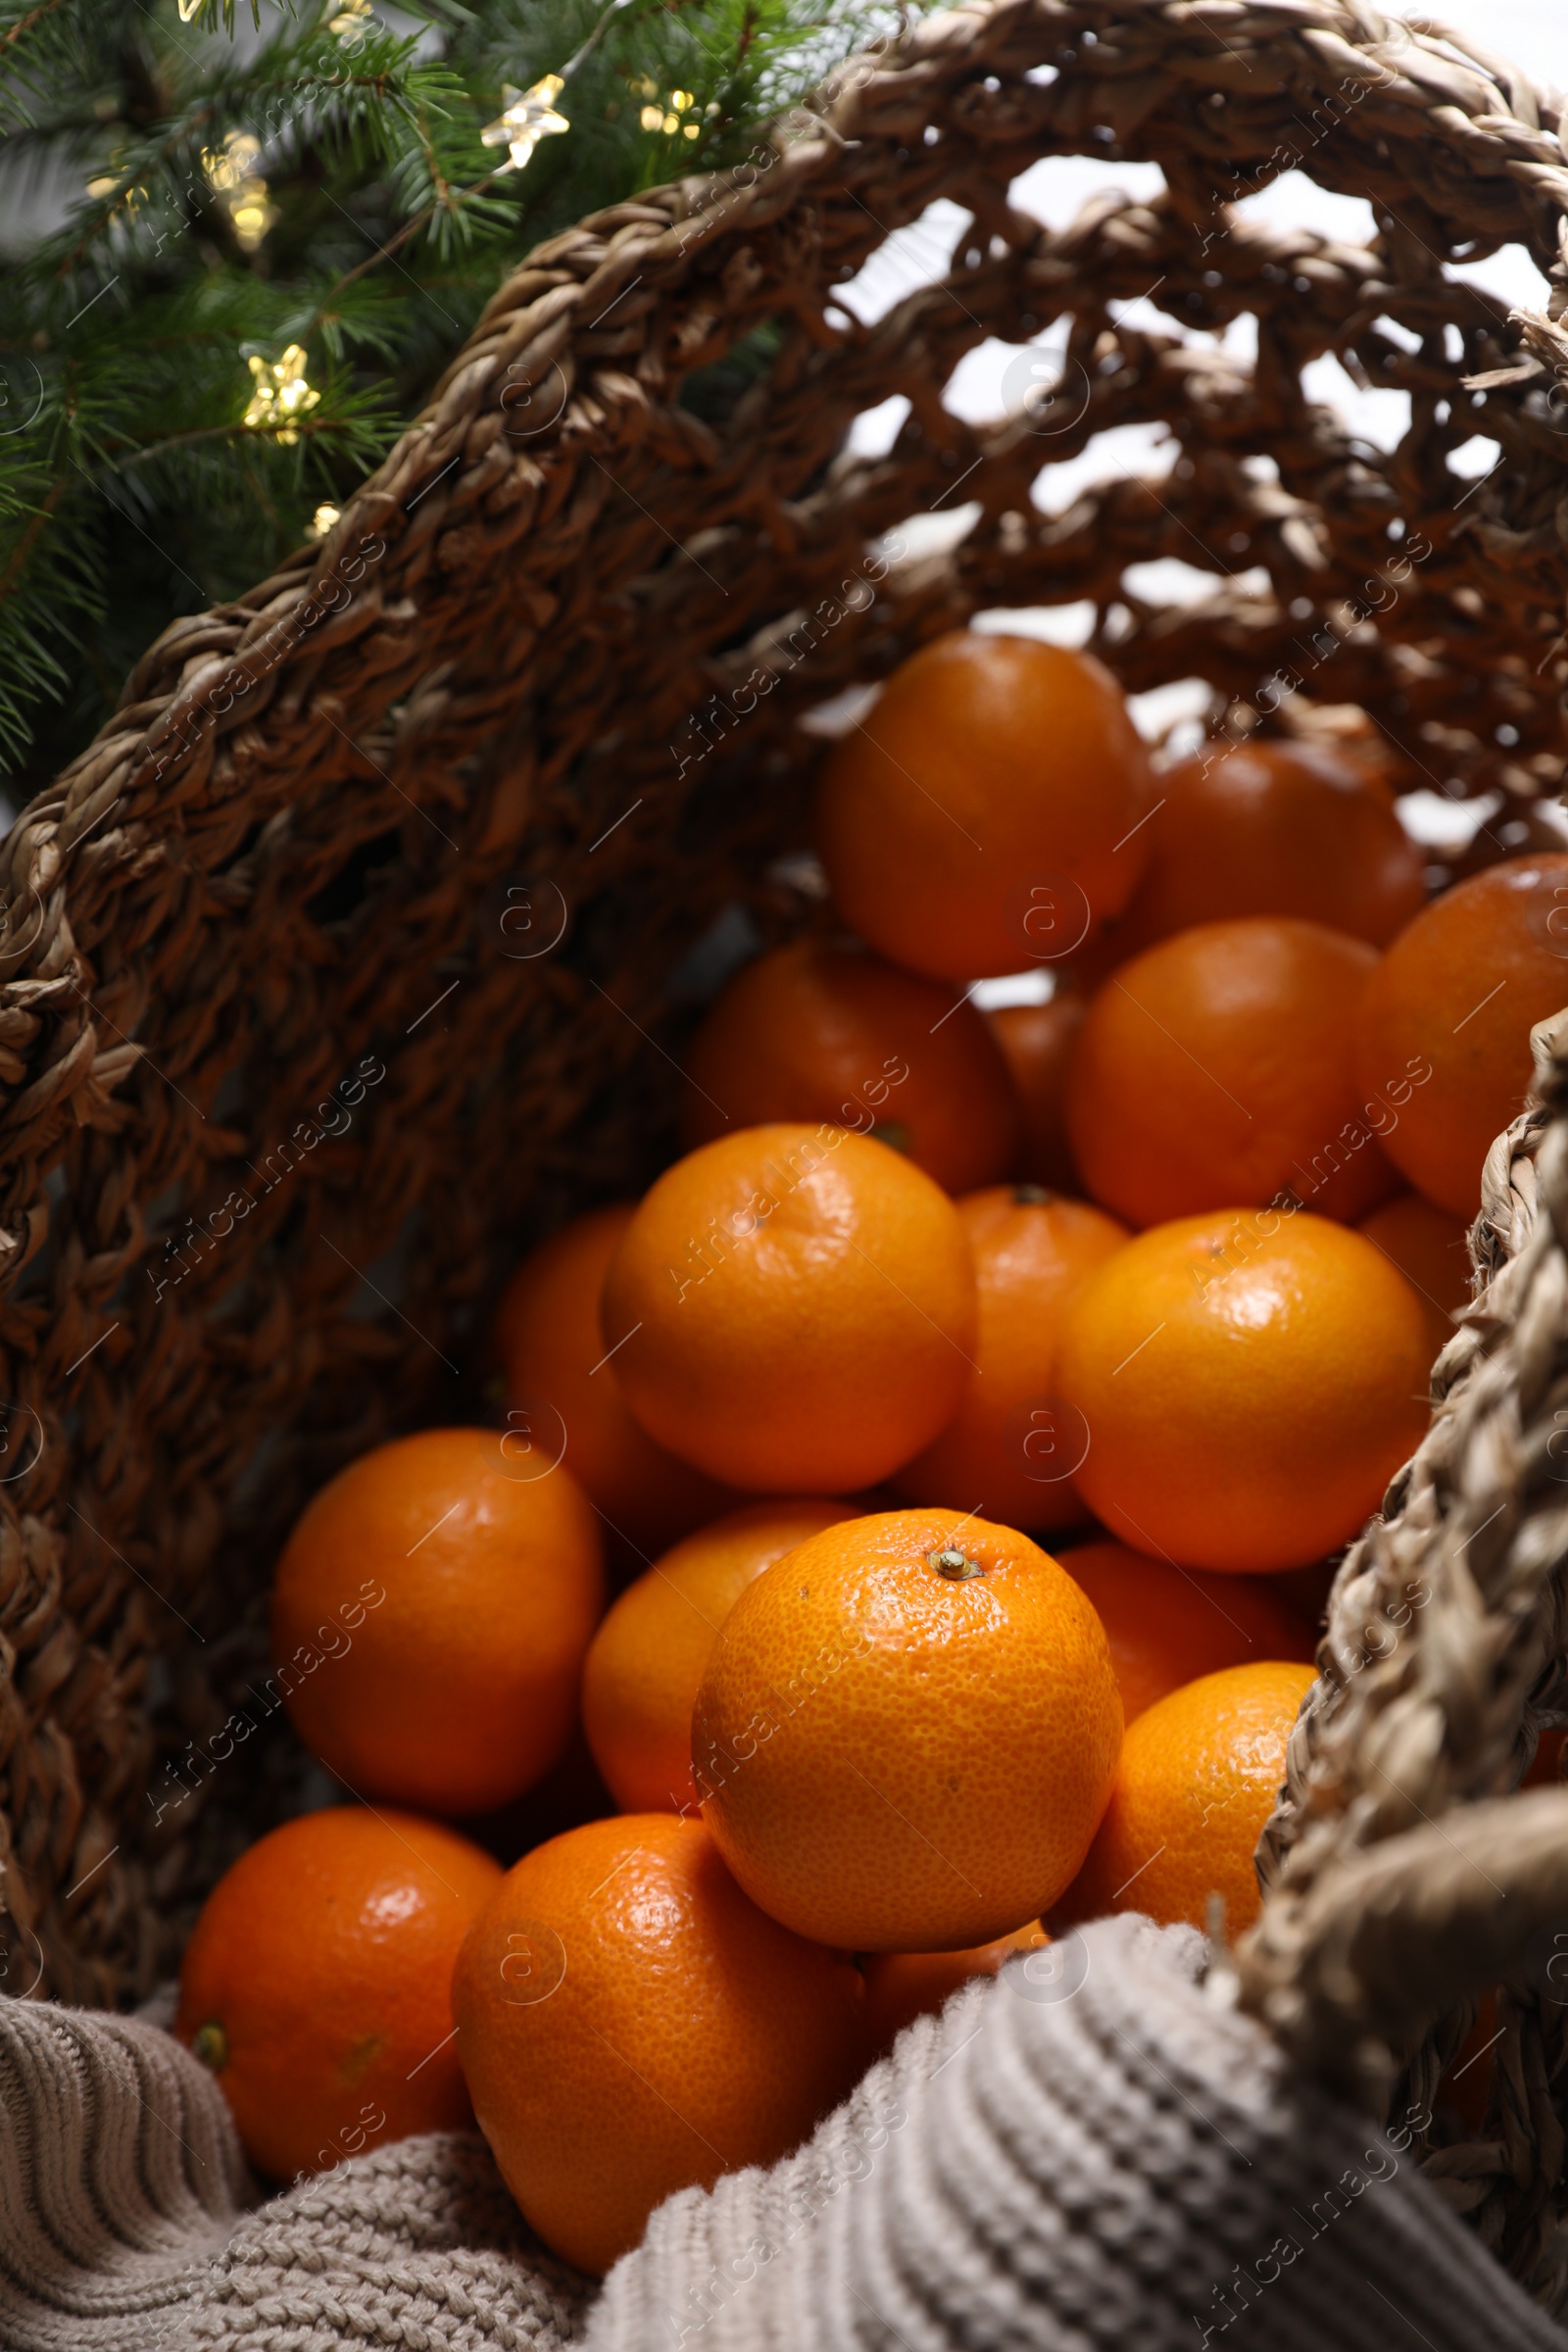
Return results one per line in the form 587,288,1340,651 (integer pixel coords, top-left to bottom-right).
5,0,1568,2307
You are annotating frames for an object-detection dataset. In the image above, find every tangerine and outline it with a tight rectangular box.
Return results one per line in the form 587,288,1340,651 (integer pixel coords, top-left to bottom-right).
692,1508,1122,1950
1355,855,1568,1217
681,938,1018,1195
452,1813,865,2274
1357,1192,1474,1373
987,993,1087,1191
601,1124,976,1493
1064,1660,1316,1936
270,1428,605,1816
861,1921,1047,2061
1054,1209,1430,1573
1095,736,1426,958
492,1205,735,1562
1060,1539,1314,1724
582,1498,857,1813
1065,917,1398,1228
892,1185,1128,1530
814,632,1153,981
176,1806,501,2181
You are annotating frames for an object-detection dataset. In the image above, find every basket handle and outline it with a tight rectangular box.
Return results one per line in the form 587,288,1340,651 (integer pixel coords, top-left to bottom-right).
1236,1787,1568,2105
1239,1007,1568,2093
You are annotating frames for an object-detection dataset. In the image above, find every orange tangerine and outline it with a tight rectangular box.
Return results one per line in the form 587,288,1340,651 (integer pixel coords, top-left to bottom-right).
815,632,1153,980
1355,853,1568,1218
1055,1210,1430,1573
1099,736,1426,956
176,1807,501,2181
270,1428,605,1816
892,1185,1128,1530
693,1508,1122,1950
1065,916,1397,1229
601,1125,976,1494
453,1814,865,2274
681,938,1018,1195
581,1499,857,1813
861,1922,1047,2060
493,1206,735,1561
988,994,1088,1192
1061,1539,1315,1723
1065,1660,1317,1936
1357,1192,1474,1373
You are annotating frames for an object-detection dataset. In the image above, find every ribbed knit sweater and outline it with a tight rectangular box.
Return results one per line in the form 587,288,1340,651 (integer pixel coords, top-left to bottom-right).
0,1916,1560,2352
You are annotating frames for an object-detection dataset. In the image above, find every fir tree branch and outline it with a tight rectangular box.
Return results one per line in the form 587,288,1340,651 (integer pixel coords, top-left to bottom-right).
0,478,68,609
101,412,384,467
0,0,921,791
2,0,71,53
309,157,511,316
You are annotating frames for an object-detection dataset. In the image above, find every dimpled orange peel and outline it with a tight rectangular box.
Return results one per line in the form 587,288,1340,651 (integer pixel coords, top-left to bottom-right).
692,1508,1122,1951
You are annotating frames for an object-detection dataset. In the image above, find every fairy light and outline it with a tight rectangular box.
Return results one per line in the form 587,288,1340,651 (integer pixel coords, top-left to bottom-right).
480,0,636,178
243,346,321,445
177,0,207,17
327,0,374,40
85,156,147,213
479,75,570,173
308,504,341,540
203,128,277,252
638,88,705,141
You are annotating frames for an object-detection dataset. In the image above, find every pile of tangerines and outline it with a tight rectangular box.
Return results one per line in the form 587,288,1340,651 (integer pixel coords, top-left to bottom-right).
175,631,1568,2276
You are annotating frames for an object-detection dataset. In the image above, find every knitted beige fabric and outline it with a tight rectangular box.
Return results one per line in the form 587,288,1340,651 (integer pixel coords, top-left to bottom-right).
2,1915,1564,2352
175,2137,589,2352
0,1995,588,2352
589,1915,1568,2352
0,1996,246,2352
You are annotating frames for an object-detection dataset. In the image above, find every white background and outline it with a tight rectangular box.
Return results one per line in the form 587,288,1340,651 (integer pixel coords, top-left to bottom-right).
1444,0,1560,82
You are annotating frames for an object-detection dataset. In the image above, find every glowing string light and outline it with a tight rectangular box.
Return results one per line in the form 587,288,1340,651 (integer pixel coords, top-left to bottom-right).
243,345,321,445
479,0,637,176
479,75,570,173
203,129,278,251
